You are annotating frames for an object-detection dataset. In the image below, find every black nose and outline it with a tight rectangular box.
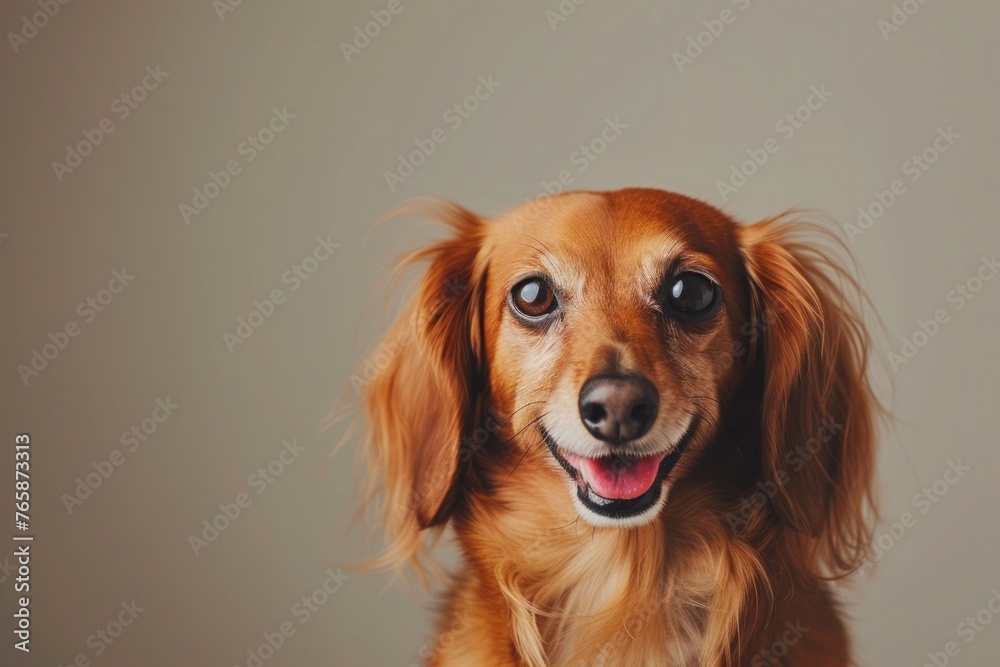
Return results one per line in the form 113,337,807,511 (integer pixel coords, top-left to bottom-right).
578,375,659,443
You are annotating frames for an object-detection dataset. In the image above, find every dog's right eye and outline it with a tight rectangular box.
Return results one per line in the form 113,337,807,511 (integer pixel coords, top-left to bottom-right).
510,277,557,321
663,272,719,319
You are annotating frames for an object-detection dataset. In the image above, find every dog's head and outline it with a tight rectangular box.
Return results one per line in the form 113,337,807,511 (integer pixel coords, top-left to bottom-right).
360,189,875,572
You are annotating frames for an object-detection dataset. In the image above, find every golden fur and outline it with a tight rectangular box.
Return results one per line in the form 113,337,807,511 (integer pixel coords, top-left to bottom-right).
349,188,879,666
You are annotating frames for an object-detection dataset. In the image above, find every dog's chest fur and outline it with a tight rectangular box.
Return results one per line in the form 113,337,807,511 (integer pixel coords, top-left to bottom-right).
438,463,742,666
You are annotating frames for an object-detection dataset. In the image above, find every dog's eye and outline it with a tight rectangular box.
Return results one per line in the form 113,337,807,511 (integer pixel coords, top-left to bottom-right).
664,273,719,317
510,278,557,320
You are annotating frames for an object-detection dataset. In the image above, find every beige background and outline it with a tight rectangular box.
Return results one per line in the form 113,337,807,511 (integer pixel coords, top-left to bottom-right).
1,0,998,665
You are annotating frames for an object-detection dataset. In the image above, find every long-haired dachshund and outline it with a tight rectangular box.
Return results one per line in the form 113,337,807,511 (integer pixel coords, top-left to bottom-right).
356,188,878,666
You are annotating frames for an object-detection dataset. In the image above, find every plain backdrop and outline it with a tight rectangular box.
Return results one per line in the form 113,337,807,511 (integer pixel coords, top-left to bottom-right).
1,1,998,665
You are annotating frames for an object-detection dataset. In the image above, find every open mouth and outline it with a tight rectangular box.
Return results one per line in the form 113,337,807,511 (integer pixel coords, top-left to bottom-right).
539,417,699,521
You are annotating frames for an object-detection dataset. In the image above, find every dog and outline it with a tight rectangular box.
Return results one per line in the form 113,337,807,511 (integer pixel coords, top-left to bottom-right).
355,188,878,666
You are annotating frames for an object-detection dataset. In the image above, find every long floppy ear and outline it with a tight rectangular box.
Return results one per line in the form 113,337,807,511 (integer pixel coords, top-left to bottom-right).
740,217,878,574
360,201,487,576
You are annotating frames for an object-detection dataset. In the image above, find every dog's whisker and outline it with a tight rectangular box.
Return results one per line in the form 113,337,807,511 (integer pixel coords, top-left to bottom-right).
495,405,546,449
500,411,548,448
501,414,548,483
508,241,556,263
684,402,722,430
688,394,732,418
554,517,578,531
687,404,744,457
682,407,716,431
498,400,545,426
520,232,559,261
681,406,722,445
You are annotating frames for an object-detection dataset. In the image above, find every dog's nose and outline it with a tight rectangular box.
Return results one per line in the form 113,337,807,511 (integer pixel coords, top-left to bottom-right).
578,375,659,443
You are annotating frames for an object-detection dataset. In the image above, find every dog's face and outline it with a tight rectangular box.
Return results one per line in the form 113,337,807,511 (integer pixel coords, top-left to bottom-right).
359,190,878,665
362,188,874,562
483,191,750,527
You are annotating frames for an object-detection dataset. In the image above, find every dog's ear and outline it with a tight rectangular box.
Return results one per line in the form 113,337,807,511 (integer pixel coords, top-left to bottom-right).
361,201,487,573
740,218,877,573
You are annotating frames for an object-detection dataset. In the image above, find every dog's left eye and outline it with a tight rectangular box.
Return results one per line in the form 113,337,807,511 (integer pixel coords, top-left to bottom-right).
510,277,557,320
664,272,719,317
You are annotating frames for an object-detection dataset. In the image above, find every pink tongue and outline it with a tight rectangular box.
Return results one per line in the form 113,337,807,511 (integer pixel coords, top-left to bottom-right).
566,452,666,500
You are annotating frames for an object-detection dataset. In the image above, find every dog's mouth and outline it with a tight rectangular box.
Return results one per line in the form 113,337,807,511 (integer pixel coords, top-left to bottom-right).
539,417,699,521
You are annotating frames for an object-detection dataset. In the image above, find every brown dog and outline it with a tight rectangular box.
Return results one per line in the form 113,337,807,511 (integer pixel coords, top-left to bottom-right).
356,188,878,666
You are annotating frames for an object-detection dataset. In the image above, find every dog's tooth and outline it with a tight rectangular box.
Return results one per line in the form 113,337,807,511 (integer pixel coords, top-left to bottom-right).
587,489,613,506
576,461,592,490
